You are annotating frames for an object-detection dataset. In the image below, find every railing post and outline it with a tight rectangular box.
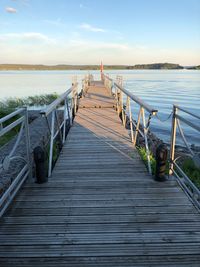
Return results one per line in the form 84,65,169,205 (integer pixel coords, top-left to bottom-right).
71,89,74,121
62,99,67,144
48,110,55,177
67,100,72,126
141,107,152,175
123,96,128,127
72,86,76,115
133,107,142,146
169,105,178,175
128,97,134,143
24,107,32,179
116,89,120,114
118,91,123,117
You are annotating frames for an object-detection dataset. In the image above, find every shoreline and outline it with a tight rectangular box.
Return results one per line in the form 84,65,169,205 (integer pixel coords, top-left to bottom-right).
0,63,199,71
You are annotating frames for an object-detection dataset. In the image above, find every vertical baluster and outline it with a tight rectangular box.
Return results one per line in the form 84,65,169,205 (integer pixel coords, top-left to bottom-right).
128,98,134,143
141,108,152,175
73,86,77,115
24,107,32,179
123,96,129,127
71,90,74,121
134,107,142,146
48,110,55,177
119,91,123,120
62,99,67,144
114,86,118,111
66,99,73,126
169,105,178,175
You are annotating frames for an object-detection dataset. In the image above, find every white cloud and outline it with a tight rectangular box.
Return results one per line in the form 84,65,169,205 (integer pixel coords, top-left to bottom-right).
0,32,56,44
44,19,66,27
80,23,106,33
5,7,17,13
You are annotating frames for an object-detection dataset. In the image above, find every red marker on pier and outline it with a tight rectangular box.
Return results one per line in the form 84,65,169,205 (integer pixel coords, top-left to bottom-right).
100,61,103,73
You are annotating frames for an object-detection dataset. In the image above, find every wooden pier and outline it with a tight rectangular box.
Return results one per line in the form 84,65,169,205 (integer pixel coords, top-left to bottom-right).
0,80,200,266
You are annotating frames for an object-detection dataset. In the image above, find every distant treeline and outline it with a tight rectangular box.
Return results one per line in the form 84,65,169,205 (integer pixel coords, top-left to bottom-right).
0,63,199,70
186,65,200,70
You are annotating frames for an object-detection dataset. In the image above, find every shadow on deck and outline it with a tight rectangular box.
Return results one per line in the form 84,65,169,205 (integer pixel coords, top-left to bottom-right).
0,81,199,266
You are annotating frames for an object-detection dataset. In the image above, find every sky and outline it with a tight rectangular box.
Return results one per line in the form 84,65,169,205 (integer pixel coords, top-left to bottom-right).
0,0,200,65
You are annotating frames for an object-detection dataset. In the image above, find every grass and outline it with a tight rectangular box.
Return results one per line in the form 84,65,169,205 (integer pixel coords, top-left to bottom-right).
0,108,20,147
137,146,156,174
181,158,200,189
0,93,59,109
0,93,59,147
137,146,200,190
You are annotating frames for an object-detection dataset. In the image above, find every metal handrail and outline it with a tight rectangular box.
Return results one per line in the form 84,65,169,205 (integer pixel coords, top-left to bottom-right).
40,82,79,177
40,87,73,117
0,107,31,217
102,73,158,174
0,108,25,124
170,104,200,209
174,105,200,120
114,83,158,114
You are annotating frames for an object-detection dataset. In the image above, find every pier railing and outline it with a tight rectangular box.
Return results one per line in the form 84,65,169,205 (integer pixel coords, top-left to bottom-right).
40,82,79,177
82,74,94,96
0,107,31,217
102,74,158,174
170,105,200,208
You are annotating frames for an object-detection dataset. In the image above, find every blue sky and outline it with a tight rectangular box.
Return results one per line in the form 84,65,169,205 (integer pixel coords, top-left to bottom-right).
0,0,200,65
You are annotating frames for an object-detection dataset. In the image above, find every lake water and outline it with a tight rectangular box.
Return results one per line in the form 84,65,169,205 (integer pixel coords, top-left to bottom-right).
0,70,199,146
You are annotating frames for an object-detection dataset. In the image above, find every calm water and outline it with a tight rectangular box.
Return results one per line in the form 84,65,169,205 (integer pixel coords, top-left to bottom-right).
0,70,199,145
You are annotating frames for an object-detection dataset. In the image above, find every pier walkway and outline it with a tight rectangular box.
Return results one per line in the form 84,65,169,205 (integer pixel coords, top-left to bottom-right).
0,80,200,266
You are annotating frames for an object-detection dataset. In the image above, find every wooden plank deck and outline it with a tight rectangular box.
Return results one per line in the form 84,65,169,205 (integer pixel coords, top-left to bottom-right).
0,81,200,266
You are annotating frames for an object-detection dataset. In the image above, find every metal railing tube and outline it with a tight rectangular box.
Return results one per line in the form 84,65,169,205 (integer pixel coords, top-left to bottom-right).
103,73,158,175
0,107,32,217
114,83,157,114
40,82,80,177
169,104,200,209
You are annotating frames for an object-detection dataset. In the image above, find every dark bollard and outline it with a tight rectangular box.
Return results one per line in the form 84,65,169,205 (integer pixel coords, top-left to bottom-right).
65,119,71,137
155,144,168,181
33,146,47,184
79,90,83,98
119,111,123,121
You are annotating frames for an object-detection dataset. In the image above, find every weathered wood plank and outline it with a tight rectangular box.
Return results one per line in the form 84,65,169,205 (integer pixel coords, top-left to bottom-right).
6,205,197,217
1,231,200,245
1,213,199,225
1,256,200,267
0,243,200,257
1,222,200,235
0,80,199,266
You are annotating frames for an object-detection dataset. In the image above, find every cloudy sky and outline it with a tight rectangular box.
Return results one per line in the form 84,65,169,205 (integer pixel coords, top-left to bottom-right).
0,0,200,65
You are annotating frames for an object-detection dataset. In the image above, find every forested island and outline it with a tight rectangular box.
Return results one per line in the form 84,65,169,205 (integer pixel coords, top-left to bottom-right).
186,65,200,70
127,63,184,69
0,63,199,71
